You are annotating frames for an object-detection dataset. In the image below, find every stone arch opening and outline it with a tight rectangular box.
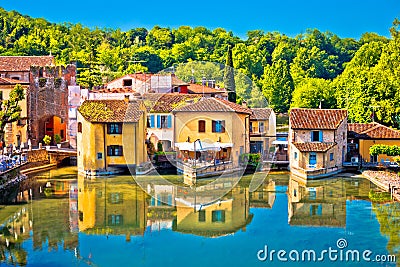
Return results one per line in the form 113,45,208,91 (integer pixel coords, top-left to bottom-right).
38,115,67,145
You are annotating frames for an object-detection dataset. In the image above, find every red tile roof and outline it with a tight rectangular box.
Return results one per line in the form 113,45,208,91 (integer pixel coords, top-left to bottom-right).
78,100,143,123
127,73,153,82
187,83,226,94
0,56,55,72
290,108,347,129
348,122,400,139
0,77,29,85
143,93,201,113
92,87,136,94
293,142,337,152
173,98,252,114
250,108,273,120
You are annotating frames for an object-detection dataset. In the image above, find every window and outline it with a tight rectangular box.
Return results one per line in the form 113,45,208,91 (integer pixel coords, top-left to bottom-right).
109,193,123,204
108,215,123,225
11,76,20,80
123,79,132,86
212,120,225,133
330,153,334,161
212,210,225,223
249,122,253,133
294,152,298,160
148,115,155,128
97,153,102,159
107,123,122,134
107,145,123,156
259,122,265,133
309,152,317,166
311,131,322,142
77,122,82,133
198,210,206,222
60,118,64,124
157,115,172,129
60,130,64,139
198,120,206,132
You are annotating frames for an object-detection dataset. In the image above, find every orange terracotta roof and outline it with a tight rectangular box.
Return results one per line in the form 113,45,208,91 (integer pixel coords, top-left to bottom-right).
171,75,188,86
143,93,201,113
173,97,252,114
78,100,143,123
0,77,29,85
250,108,273,120
290,108,347,129
106,73,152,87
348,122,400,139
127,73,153,82
187,83,225,94
92,87,136,94
293,142,336,152
0,56,54,72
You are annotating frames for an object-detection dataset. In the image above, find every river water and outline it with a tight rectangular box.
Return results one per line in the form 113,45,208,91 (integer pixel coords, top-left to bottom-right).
0,167,398,266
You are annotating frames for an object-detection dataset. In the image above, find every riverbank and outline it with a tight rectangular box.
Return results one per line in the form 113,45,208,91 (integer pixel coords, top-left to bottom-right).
20,162,57,175
362,170,400,201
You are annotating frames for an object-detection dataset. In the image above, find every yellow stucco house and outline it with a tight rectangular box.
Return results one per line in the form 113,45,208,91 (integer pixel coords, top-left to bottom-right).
77,98,148,175
172,98,252,168
0,78,29,148
348,122,400,163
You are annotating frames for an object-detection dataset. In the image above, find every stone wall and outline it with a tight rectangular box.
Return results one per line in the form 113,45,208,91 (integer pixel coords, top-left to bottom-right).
27,149,49,163
27,65,76,146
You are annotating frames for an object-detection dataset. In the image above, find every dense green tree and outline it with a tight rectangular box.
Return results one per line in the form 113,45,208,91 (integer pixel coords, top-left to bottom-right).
0,84,25,143
260,59,294,112
291,78,336,109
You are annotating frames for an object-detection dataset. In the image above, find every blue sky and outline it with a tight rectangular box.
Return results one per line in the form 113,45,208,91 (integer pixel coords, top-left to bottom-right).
1,0,399,39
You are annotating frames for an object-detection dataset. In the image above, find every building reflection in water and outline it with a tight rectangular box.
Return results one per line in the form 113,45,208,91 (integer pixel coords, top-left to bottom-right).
78,175,148,241
173,185,253,237
0,168,79,266
287,175,372,227
249,179,276,208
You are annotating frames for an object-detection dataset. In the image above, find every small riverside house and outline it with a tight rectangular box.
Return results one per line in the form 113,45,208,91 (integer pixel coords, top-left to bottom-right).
289,108,348,179
172,97,252,169
77,98,147,175
347,122,400,164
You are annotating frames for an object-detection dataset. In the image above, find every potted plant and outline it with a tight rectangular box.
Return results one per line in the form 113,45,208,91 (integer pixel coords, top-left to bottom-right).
54,134,62,149
43,135,51,150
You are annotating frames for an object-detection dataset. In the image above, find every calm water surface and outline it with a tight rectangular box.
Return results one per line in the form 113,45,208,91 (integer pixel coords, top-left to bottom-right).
0,167,399,267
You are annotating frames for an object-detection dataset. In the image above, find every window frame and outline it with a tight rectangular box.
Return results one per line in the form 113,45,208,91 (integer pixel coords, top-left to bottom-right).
107,145,124,156
198,120,206,133
107,123,122,134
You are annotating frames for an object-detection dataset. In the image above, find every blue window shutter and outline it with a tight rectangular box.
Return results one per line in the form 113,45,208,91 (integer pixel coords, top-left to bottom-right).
167,115,172,128
311,132,313,142
150,115,155,128
319,131,323,142
157,115,161,128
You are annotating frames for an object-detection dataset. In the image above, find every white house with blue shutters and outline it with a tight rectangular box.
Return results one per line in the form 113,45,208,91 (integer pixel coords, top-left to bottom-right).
148,113,174,151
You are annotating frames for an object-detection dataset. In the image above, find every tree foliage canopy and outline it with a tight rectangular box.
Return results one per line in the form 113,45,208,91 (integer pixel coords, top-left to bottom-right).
0,8,399,126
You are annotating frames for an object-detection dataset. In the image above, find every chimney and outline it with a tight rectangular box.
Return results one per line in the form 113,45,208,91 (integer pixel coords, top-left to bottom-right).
124,95,130,103
242,101,248,108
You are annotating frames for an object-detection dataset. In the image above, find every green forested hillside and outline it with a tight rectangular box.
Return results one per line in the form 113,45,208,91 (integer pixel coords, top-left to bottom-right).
0,8,399,126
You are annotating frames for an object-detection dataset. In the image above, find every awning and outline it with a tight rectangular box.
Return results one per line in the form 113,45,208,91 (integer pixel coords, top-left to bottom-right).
175,141,233,152
272,140,288,145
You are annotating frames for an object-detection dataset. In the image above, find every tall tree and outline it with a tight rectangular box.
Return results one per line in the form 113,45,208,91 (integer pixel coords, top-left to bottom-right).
0,84,25,144
224,45,236,103
260,59,294,113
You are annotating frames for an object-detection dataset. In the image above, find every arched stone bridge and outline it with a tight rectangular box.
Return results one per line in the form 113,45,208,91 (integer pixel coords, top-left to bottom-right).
27,148,77,165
